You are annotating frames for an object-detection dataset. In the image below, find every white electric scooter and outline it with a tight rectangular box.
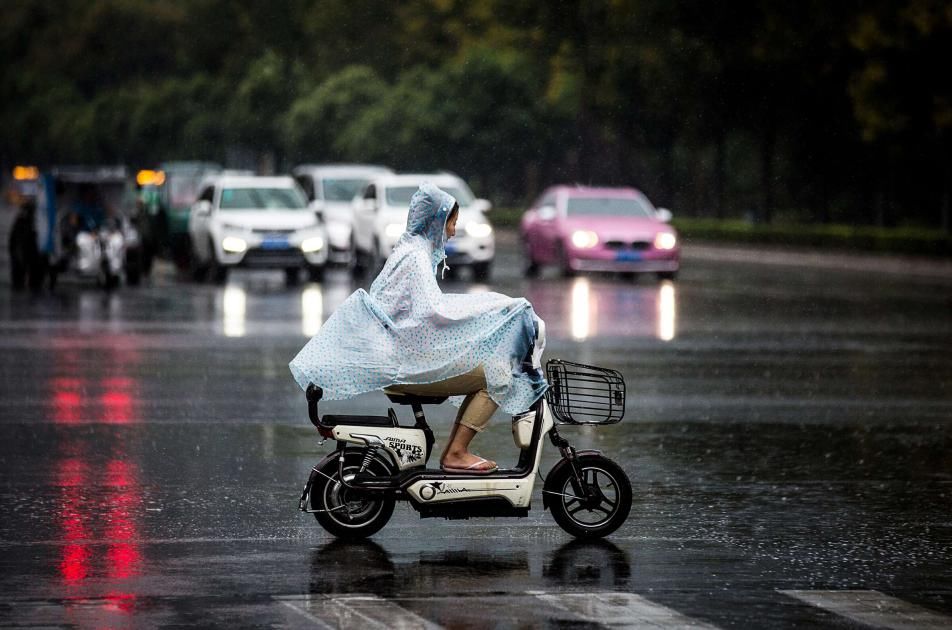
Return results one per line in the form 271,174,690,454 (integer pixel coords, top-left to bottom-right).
298,359,632,539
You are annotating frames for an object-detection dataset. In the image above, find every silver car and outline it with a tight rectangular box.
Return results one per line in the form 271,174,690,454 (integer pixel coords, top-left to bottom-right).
292,164,394,267
351,172,495,279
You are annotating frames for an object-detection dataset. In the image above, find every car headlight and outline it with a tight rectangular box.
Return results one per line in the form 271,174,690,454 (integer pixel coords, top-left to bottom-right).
385,223,405,239
221,236,247,253
300,236,325,253
570,230,599,249
654,232,677,250
464,221,493,238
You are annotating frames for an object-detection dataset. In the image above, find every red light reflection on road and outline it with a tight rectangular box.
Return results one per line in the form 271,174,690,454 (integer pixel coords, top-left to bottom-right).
52,377,83,424
56,453,143,615
100,377,135,424
50,376,139,424
61,540,92,584
104,460,141,579
54,432,143,619
102,592,137,614
57,458,91,584
49,334,144,620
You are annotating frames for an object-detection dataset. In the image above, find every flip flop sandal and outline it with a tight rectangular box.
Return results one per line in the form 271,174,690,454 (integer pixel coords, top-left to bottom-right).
441,456,498,475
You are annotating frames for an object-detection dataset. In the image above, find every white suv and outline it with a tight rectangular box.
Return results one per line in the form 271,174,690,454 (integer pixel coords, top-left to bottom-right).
188,175,328,284
352,173,495,279
292,164,393,267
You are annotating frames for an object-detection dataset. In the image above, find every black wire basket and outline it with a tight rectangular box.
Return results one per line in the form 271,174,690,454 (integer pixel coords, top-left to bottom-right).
544,359,626,425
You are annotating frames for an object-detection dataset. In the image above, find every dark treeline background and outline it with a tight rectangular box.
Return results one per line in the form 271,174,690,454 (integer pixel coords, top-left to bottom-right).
2,0,950,228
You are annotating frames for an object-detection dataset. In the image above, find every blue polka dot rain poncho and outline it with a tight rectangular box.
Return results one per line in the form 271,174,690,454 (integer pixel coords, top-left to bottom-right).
289,182,547,415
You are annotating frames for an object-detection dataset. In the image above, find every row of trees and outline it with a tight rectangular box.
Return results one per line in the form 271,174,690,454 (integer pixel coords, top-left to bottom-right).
2,0,950,228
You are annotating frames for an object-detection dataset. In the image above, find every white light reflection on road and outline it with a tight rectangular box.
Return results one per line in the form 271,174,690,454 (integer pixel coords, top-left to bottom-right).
527,276,677,341
79,291,122,333
301,286,323,337
570,277,594,340
222,285,246,338
657,281,677,341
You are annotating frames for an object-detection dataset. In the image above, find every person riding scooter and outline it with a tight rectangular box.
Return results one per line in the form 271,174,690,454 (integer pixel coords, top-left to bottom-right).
60,182,126,287
62,184,106,254
290,182,547,474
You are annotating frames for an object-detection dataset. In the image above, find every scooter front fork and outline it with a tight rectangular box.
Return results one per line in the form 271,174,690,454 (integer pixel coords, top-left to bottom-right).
548,427,591,500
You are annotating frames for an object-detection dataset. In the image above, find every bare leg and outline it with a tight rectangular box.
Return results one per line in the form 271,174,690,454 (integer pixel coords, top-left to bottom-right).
441,423,496,471
439,390,497,471
386,368,497,471
440,421,462,462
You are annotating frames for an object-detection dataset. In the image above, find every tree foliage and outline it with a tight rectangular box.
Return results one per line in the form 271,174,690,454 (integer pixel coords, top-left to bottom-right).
1,0,949,226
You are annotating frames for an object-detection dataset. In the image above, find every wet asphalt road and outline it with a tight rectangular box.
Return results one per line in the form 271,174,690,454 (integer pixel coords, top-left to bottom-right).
1,215,951,628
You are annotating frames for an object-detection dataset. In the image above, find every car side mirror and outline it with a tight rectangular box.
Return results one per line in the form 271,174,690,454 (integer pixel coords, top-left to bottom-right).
656,207,673,223
309,199,324,221
471,198,492,213
194,200,212,217
538,205,557,221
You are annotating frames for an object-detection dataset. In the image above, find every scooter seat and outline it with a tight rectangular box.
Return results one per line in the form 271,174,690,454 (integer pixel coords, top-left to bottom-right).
320,414,394,428
384,391,448,406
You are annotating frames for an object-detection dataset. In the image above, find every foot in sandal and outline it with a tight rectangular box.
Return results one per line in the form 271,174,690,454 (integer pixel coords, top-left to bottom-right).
441,453,497,474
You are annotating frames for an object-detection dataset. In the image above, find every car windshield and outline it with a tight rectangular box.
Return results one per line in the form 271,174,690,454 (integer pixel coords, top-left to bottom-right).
566,197,655,218
322,178,371,202
386,185,474,207
169,177,202,207
219,187,307,210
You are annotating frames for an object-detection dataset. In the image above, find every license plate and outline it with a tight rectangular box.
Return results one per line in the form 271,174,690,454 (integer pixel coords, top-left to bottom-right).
261,236,290,250
615,251,642,262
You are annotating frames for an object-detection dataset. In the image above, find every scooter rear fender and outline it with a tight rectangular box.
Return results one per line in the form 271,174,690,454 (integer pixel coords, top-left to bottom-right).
542,449,603,511
299,447,397,512
307,446,397,487
299,451,341,512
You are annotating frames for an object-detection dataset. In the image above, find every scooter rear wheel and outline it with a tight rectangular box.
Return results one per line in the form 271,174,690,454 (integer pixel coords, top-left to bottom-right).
311,451,395,539
548,455,632,538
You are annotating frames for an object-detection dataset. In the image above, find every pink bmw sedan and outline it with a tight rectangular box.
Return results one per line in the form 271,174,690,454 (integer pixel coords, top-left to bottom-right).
519,185,680,280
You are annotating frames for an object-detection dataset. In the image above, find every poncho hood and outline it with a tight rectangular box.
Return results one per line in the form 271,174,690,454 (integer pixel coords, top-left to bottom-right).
405,182,457,273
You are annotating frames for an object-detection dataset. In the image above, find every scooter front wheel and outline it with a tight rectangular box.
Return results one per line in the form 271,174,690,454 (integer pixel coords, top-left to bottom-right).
547,454,632,539
311,451,395,539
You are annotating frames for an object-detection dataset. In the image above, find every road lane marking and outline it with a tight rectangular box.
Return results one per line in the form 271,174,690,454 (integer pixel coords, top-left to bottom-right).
279,601,336,629
533,591,721,629
277,594,442,630
780,590,952,629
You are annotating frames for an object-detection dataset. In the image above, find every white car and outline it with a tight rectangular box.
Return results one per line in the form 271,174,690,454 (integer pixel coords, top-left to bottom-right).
292,164,393,267
352,173,495,279
188,175,328,284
